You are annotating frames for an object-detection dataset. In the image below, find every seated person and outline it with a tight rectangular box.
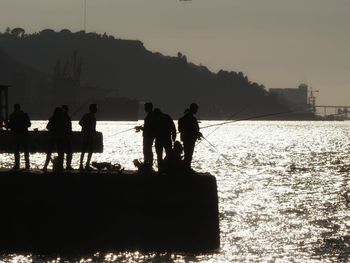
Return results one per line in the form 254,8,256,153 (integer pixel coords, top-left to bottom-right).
162,141,185,174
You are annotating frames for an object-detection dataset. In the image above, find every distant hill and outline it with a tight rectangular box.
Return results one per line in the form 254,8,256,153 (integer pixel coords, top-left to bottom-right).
0,28,289,119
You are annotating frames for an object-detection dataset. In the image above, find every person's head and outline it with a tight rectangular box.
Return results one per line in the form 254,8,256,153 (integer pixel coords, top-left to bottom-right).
173,141,183,155
14,104,21,112
144,102,153,113
89,104,97,114
153,108,162,116
53,107,63,117
189,103,198,114
62,105,68,113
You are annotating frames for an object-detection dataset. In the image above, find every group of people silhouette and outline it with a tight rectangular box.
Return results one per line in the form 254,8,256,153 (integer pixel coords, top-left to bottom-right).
138,102,202,172
7,101,202,173
8,103,97,171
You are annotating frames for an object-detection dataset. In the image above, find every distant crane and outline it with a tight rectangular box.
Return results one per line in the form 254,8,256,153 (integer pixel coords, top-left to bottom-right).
308,88,319,113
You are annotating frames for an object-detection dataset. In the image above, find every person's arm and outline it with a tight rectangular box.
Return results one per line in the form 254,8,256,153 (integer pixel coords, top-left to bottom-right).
26,114,31,128
178,118,183,134
79,115,85,127
46,119,52,131
170,117,176,141
68,117,72,133
7,115,13,130
134,125,144,132
195,118,202,139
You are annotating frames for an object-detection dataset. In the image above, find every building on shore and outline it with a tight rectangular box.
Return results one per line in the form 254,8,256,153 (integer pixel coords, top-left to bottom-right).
269,84,309,112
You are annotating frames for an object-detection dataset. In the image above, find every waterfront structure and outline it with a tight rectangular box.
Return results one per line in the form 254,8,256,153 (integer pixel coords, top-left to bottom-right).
270,84,309,111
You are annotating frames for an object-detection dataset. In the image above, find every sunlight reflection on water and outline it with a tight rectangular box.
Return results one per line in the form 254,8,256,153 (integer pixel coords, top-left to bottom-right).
1,121,350,262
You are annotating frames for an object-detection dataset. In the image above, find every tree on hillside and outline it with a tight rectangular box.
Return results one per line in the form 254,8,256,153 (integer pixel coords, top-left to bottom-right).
11,28,25,38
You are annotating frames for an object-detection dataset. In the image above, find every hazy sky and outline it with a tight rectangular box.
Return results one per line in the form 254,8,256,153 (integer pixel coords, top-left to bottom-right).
0,0,349,105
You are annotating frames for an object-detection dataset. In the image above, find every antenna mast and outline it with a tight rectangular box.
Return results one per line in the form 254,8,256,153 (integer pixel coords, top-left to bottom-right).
84,0,87,31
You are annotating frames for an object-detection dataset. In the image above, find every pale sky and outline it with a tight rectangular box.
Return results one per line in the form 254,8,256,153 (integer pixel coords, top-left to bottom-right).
0,0,349,106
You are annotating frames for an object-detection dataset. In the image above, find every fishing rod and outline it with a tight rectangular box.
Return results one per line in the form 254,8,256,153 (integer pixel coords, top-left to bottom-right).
70,98,91,119
105,126,138,139
70,88,120,119
195,110,295,163
200,110,295,130
198,110,294,146
175,103,255,135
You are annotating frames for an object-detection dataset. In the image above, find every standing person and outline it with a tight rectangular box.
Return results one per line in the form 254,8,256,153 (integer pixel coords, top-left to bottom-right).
42,107,66,171
8,104,31,169
135,102,155,167
79,104,97,170
153,108,176,170
62,105,73,170
178,103,202,170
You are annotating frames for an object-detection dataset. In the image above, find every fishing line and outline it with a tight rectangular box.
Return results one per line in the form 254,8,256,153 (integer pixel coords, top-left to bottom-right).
196,110,295,165
200,110,294,130
201,136,232,163
105,126,138,139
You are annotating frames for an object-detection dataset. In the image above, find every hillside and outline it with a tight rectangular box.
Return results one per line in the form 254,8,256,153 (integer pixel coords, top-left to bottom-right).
0,28,289,119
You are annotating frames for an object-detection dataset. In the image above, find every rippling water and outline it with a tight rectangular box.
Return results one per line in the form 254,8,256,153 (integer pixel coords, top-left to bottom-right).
2,121,350,262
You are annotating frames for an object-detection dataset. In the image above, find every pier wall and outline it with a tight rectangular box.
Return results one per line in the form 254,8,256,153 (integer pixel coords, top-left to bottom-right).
0,171,220,254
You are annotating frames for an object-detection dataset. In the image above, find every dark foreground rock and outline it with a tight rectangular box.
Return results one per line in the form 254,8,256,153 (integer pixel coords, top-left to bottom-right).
0,169,220,254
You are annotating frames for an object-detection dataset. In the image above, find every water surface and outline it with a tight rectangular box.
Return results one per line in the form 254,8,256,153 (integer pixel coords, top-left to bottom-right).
1,121,350,262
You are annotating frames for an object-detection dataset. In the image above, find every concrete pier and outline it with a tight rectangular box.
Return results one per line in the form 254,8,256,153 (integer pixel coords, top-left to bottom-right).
0,170,220,254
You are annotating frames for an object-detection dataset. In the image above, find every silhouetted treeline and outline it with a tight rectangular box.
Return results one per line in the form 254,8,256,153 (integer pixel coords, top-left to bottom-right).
0,28,291,119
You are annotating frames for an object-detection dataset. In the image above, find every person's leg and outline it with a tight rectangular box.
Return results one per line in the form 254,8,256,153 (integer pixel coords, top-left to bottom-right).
66,152,73,169
80,152,85,170
14,151,20,169
183,139,190,168
80,137,87,170
85,138,94,169
187,140,196,169
23,135,30,169
183,139,195,169
13,134,20,169
86,152,93,168
66,138,73,169
164,136,173,158
42,141,53,171
57,143,64,171
155,138,164,170
143,136,154,164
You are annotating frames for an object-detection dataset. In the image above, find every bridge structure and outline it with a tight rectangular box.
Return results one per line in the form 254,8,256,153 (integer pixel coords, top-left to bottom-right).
315,105,350,117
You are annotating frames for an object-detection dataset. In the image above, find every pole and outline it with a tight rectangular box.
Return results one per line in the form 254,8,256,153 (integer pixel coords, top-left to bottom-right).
84,0,87,31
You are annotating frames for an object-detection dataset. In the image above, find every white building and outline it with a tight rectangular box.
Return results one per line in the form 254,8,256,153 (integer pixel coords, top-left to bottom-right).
270,84,308,111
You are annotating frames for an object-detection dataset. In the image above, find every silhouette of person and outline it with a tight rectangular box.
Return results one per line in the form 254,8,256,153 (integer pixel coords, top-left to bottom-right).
178,103,202,170
135,102,155,166
79,104,97,170
0,115,4,130
153,108,176,170
163,140,185,173
62,105,73,170
8,104,31,169
42,107,67,171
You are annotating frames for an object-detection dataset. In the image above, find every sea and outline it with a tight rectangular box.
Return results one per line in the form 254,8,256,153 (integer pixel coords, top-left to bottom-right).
1,120,350,263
